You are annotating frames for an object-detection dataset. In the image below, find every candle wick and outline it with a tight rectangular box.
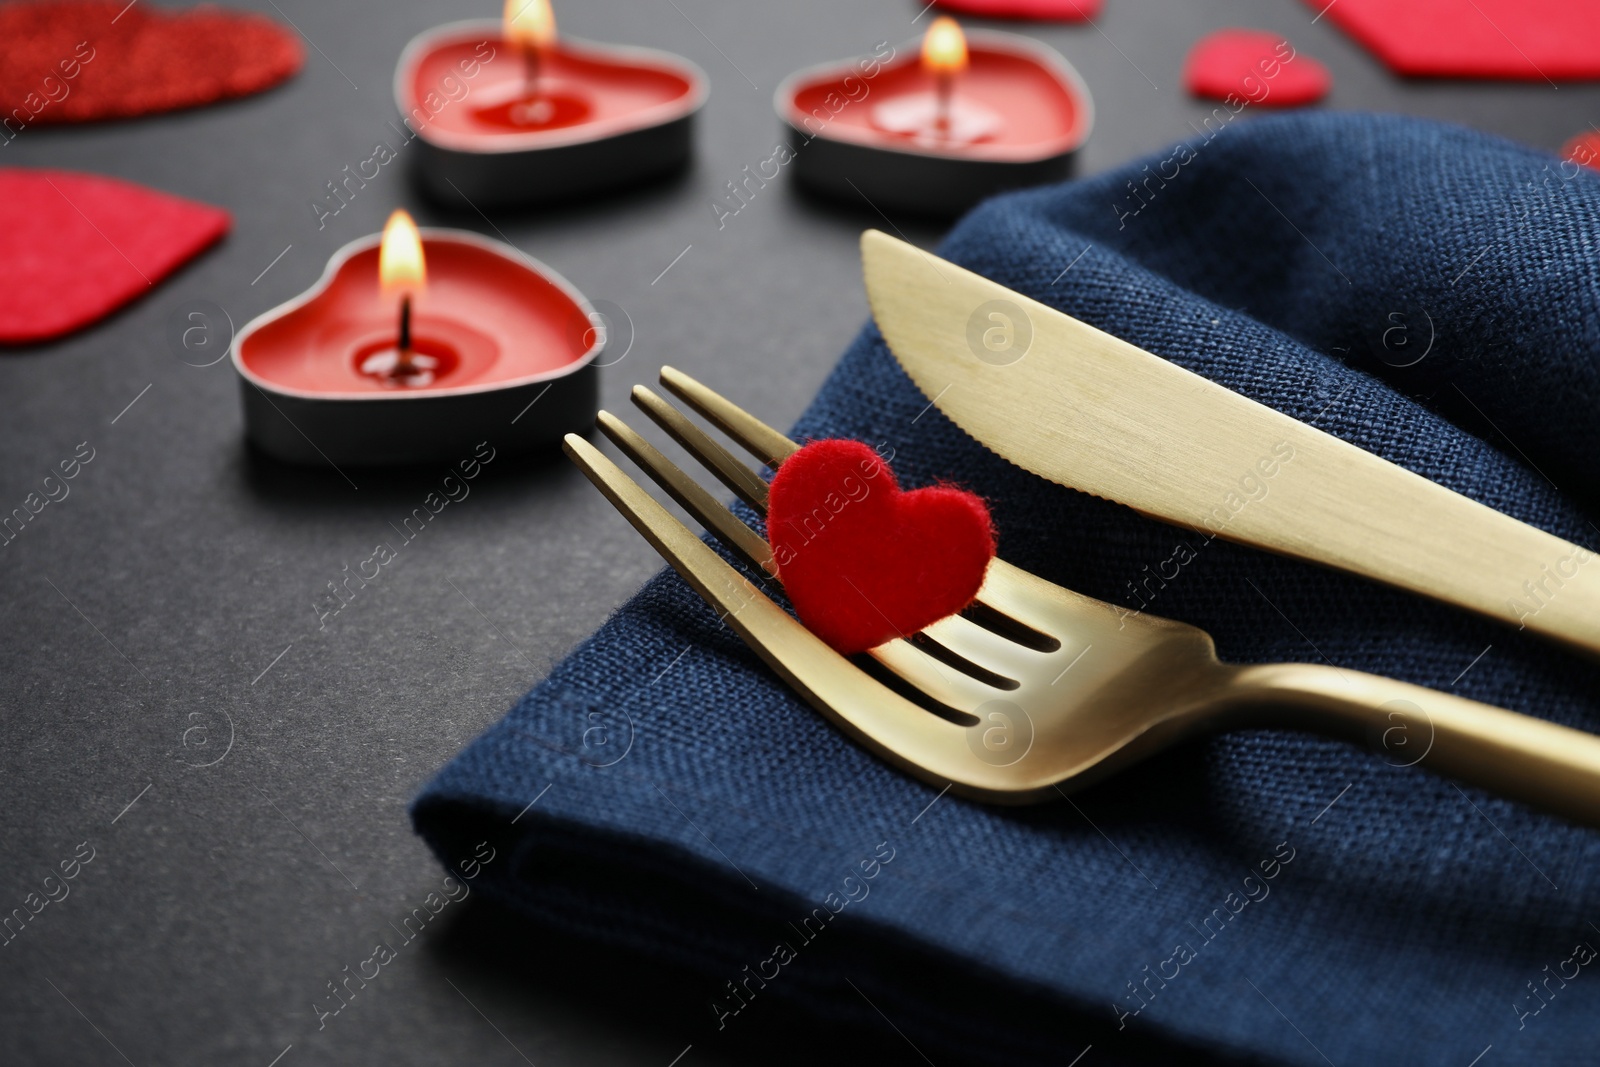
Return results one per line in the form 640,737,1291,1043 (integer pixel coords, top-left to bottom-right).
935,73,952,138
522,45,541,101
397,294,414,375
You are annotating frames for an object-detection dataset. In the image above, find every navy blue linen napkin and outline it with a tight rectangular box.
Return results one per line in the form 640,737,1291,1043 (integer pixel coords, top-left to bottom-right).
414,113,1600,1066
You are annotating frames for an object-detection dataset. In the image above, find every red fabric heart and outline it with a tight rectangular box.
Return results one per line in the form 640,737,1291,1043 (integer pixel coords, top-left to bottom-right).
931,0,1102,22
767,439,996,654
0,0,303,129
1183,30,1330,107
0,168,230,345
1563,131,1600,173
1305,0,1600,80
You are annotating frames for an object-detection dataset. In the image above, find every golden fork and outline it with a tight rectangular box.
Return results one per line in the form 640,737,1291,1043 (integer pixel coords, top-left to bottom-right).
563,367,1600,825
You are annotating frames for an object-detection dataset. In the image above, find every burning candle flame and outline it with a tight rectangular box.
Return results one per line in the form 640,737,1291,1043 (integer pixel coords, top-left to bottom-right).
922,16,969,77
504,0,557,50
379,209,426,296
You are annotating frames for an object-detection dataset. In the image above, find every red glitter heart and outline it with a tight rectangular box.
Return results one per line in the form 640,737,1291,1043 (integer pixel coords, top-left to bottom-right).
767,439,996,655
1305,0,1600,80
1563,131,1600,173
0,0,302,128
931,0,1102,21
1183,30,1330,107
0,169,229,345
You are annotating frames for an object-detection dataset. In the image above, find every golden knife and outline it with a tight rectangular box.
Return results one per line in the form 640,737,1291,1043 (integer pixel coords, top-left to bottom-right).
859,229,1600,655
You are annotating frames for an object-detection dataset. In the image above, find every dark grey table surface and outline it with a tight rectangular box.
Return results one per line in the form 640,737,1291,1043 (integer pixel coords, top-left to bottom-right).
3,1,1596,1064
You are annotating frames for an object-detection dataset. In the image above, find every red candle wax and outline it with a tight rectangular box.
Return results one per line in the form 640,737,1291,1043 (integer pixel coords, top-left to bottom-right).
237,232,591,397
232,229,602,467
783,34,1089,163
407,34,696,147
395,21,706,208
775,30,1092,215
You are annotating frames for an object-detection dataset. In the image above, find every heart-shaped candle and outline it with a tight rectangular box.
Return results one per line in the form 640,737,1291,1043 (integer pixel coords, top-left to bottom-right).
232,215,601,466
395,0,707,208
775,19,1092,216
767,439,996,654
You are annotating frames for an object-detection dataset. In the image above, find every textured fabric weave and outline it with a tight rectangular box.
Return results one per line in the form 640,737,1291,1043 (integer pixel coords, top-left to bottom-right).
414,113,1600,1066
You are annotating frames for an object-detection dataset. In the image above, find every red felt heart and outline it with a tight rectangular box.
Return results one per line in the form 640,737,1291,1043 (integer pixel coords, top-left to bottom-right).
1305,0,1600,80
0,168,230,345
1183,30,1330,107
1563,131,1600,173
0,0,302,128
931,0,1102,22
767,439,996,655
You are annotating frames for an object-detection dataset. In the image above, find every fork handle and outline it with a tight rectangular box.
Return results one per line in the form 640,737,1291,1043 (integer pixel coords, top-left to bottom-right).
1227,663,1600,826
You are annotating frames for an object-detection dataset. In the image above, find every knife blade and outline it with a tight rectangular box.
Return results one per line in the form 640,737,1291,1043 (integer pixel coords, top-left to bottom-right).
859,228,1600,656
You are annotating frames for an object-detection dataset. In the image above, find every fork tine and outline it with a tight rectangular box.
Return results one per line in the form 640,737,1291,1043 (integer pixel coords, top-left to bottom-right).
564,433,778,633
660,365,800,467
977,560,1092,642
631,385,770,512
644,369,1070,674
869,638,1015,717
562,433,986,795
922,612,1056,685
597,405,1017,712
636,371,1075,659
596,410,776,577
